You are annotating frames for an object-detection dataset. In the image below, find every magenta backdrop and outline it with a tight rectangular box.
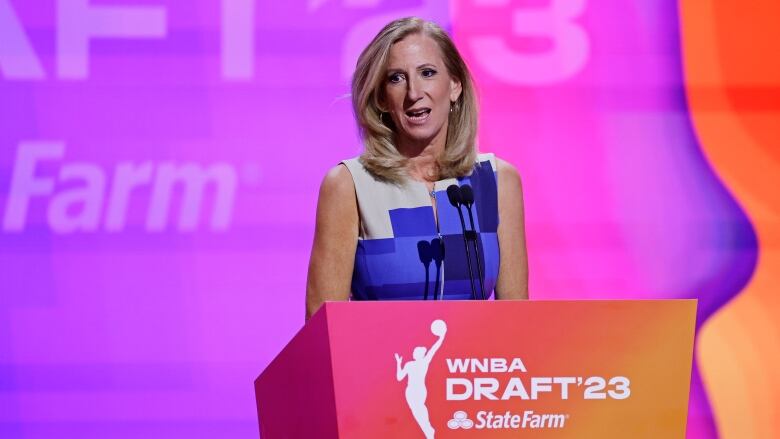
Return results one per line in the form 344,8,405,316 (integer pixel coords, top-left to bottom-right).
0,1,757,438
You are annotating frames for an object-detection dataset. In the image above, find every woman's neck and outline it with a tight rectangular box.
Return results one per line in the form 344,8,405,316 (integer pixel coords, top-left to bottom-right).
396,131,447,182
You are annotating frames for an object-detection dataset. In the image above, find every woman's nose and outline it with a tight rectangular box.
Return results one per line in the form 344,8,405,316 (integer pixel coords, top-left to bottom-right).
406,76,423,102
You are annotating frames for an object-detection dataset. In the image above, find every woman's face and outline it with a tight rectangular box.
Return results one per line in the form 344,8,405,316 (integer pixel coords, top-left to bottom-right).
382,33,462,151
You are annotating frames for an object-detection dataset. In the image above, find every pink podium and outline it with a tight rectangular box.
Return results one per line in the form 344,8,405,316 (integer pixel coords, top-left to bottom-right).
255,300,696,438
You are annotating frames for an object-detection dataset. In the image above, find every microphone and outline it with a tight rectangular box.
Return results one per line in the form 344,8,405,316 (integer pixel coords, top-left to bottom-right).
447,184,478,300
460,184,474,204
446,184,462,206
459,185,486,300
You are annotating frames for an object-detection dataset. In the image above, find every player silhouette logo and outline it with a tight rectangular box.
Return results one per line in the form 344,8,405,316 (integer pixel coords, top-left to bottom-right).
394,319,447,439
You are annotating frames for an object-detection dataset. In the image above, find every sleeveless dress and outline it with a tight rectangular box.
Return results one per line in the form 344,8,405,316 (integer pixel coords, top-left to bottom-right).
341,153,500,300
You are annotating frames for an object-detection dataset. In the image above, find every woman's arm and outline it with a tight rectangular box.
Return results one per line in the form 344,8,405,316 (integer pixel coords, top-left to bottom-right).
495,158,529,299
305,164,359,320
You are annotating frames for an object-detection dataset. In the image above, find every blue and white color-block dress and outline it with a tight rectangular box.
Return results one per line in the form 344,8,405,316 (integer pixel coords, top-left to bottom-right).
341,153,500,300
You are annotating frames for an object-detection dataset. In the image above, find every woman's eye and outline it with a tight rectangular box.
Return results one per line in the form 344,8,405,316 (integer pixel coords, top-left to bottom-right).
422,69,437,78
388,73,405,83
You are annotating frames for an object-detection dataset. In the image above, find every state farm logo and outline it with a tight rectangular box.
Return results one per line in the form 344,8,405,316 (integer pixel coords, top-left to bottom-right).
2,141,260,233
448,409,568,430
447,411,474,430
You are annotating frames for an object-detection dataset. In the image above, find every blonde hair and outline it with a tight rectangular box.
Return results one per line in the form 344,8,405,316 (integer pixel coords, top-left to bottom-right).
351,17,478,184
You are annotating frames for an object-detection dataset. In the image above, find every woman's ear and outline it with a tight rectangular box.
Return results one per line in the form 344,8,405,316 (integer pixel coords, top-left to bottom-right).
375,93,387,113
449,77,463,102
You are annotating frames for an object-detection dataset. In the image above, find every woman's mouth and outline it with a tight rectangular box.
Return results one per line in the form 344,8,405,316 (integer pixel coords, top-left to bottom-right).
405,108,431,124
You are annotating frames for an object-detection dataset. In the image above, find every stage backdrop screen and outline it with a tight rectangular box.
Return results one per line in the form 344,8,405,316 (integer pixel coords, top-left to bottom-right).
1,0,778,438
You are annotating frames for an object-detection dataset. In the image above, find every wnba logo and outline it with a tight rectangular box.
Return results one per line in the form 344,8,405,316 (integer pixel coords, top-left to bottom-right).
394,319,447,439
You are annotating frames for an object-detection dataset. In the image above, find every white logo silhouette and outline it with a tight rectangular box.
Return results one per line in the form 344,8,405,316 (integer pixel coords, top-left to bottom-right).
447,411,474,430
395,319,447,439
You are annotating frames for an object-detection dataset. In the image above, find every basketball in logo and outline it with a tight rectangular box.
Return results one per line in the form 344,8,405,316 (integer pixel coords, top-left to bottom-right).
431,319,447,336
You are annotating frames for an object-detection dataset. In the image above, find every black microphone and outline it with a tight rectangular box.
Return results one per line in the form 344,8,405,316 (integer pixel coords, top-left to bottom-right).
446,184,478,300
446,184,462,207
460,184,474,204
460,184,486,300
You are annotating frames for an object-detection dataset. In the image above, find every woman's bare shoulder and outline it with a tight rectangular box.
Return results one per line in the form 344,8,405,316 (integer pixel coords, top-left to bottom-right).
319,163,356,201
494,156,522,191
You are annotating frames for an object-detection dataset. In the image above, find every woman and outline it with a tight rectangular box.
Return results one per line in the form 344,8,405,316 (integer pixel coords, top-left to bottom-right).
306,17,528,319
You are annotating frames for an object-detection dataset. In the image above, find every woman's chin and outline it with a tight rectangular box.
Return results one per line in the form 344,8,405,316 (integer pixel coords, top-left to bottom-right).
398,127,444,147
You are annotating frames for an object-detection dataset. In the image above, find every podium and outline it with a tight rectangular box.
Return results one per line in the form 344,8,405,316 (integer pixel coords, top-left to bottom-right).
254,300,696,438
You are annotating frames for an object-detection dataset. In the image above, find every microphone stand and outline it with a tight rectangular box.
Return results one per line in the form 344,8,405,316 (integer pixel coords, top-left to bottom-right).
446,185,478,300
460,185,486,300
